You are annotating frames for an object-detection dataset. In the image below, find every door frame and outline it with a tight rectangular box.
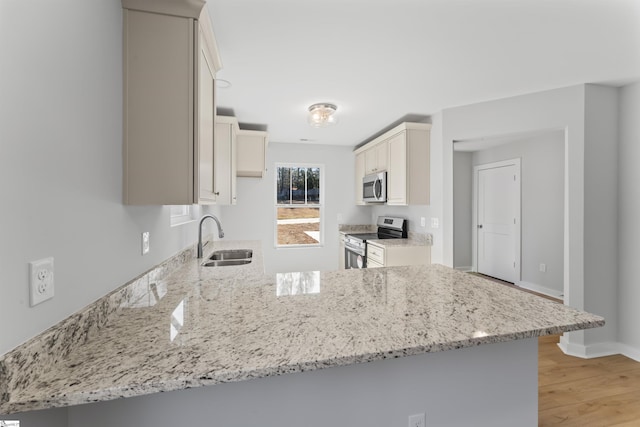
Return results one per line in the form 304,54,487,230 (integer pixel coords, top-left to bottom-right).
472,158,521,283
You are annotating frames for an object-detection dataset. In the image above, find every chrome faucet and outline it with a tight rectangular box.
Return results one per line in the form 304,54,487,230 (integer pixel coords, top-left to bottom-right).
197,214,224,258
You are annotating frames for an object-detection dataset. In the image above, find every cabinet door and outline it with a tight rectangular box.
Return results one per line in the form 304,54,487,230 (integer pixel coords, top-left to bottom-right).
123,10,194,205
197,28,217,203
364,148,377,174
375,141,388,172
237,131,268,177
355,152,365,205
387,132,407,205
214,118,237,205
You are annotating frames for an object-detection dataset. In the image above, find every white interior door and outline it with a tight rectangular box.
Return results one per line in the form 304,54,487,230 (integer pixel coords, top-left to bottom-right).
476,161,520,283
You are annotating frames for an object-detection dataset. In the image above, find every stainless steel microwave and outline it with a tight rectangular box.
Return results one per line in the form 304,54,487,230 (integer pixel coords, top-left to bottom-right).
363,172,387,203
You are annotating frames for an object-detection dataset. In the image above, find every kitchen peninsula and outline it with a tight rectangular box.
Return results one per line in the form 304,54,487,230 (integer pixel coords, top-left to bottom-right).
0,240,603,427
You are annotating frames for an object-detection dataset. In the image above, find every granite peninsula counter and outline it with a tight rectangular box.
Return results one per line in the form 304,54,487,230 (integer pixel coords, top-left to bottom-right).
0,239,604,424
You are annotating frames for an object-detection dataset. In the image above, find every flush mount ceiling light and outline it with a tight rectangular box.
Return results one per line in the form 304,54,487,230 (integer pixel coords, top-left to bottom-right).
308,103,338,127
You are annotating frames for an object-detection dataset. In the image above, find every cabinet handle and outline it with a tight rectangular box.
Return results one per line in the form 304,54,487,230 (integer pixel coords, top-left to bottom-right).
214,191,220,196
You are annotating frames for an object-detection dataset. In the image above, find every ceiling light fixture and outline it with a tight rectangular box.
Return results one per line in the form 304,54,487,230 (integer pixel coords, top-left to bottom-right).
308,103,338,127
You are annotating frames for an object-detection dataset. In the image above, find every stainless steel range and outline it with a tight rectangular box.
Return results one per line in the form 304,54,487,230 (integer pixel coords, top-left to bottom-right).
344,216,407,269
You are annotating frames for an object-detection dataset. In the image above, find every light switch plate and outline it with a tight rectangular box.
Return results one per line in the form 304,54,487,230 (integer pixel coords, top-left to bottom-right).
30,257,54,306
420,217,426,227
431,217,439,229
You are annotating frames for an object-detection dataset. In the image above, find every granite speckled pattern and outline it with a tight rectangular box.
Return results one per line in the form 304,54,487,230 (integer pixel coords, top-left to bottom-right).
0,240,603,414
369,233,433,247
338,224,376,234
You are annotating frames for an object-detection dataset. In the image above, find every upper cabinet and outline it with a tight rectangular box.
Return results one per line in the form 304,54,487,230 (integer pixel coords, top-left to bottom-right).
354,122,431,206
214,116,238,205
122,1,222,205
354,151,366,205
236,130,269,178
364,141,388,175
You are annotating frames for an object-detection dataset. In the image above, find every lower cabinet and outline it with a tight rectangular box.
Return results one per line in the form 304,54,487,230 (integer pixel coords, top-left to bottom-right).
367,259,384,268
366,241,431,267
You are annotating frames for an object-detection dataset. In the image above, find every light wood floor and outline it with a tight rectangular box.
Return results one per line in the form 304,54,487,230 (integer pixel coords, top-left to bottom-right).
470,272,640,425
538,334,640,426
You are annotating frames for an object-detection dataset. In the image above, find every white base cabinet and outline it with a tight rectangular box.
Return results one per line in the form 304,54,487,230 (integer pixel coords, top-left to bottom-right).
367,241,431,267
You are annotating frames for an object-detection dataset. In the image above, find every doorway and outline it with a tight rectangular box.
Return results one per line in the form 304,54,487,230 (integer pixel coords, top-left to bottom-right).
473,158,521,283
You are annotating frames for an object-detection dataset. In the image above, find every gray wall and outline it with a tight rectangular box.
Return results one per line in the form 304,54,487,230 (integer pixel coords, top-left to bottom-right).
469,132,565,296
0,0,220,355
441,84,620,354
618,82,640,358
452,152,473,269
221,142,370,274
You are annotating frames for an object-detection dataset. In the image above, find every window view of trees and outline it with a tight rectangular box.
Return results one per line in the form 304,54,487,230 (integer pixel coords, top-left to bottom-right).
276,166,322,246
277,167,320,205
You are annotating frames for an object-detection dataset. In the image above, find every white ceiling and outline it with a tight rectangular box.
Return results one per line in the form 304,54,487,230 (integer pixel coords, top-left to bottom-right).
207,0,640,147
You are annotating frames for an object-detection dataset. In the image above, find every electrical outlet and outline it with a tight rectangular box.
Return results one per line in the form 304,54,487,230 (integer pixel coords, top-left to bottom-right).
30,257,54,306
420,217,426,227
409,413,426,427
142,231,150,255
539,263,546,273
431,217,439,229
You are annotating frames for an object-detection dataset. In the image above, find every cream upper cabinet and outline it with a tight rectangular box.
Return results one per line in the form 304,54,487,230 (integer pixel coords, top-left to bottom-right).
364,141,388,175
236,130,269,178
354,151,366,205
214,116,238,205
122,1,222,205
386,125,430,205
354,122,430,206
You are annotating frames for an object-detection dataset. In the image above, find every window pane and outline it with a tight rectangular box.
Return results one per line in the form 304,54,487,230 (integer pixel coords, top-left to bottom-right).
291,167,306,204
307,167,320,205
277,207,320,245
276,167,291,204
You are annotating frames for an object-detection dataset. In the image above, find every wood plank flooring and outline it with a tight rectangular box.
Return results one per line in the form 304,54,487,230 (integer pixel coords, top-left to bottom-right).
468,272,640,425
538,334,640,426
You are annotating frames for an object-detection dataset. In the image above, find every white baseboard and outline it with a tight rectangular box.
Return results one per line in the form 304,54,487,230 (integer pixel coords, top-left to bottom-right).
517,281,563,299
455,266,473,272
619,343,640,362
558,336,621,359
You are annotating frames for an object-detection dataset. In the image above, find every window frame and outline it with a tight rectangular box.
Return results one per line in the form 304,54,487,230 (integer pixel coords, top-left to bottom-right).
169,205,196,227
274,163,324,248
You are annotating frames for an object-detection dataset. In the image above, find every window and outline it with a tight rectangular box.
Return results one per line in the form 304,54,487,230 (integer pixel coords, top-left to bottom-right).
170,205,195,226
275,164,323,246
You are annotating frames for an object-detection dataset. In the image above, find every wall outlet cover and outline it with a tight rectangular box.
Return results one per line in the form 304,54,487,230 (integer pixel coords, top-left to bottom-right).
431,217,440,229
30,257,54,306
142,231,150,255
409,413,426,427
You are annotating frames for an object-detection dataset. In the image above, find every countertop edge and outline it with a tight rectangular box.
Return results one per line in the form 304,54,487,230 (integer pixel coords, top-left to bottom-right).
1,317,603,415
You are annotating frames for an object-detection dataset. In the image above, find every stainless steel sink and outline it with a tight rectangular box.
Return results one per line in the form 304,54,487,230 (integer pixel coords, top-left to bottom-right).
203,249,253,267
203,259,252,267
209,249,253,261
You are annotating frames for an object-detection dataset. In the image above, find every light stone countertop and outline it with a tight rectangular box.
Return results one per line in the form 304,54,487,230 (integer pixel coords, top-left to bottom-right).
0,239,604,414
368,235,432,248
